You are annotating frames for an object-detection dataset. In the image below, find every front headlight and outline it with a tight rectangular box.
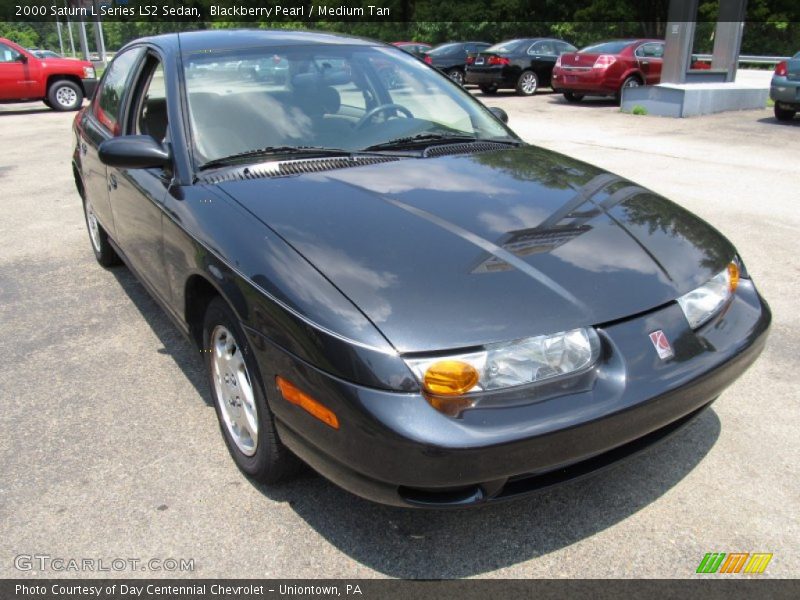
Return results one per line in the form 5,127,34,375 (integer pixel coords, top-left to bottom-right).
83,66,95,79
677,261,740,329
405,328,601,401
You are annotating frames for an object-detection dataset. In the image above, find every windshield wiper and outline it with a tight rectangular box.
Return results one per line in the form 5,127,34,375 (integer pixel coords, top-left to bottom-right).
198,146,353,170
363,134,520,152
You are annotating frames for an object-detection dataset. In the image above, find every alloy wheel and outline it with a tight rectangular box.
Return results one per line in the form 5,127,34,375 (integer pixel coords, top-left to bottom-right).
211,325,259,456
520,72,538,95
449,70,464,85
55,85,78,108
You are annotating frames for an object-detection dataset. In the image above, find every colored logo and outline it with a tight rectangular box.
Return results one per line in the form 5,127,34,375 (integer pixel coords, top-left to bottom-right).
696,552,773,574
648,329,674,359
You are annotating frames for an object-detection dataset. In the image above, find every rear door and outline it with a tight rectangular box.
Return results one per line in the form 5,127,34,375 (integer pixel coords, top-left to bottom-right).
527,40,559,83
635,42,664,84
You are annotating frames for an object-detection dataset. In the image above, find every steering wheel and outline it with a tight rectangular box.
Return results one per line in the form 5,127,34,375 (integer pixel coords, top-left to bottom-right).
355,103,414,130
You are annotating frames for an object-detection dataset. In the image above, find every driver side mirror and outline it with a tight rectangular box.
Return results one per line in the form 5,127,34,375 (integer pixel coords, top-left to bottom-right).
489,107,509,123
15,53,28,63
99,135,171,169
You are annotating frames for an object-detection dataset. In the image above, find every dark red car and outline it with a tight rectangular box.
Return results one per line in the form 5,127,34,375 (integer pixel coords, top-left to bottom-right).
552,39,664,102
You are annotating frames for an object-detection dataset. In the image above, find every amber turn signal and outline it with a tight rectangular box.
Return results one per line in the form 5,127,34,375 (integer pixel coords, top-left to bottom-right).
276,377,339,429
423,360,480,396
728,261,740,293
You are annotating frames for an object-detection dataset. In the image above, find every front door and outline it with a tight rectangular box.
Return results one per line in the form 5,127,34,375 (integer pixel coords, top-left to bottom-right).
107,54,172,302
0,42,33,99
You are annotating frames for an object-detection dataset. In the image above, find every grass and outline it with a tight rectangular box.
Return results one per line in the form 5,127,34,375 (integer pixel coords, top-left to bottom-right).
622,104,649,115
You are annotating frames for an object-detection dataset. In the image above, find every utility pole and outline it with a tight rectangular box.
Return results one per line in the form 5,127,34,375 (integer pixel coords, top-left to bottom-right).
65,1,76,57
56,19,65,55
91,0,107,65
78,20,91,63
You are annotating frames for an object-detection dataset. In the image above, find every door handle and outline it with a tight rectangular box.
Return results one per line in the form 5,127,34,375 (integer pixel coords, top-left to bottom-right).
80,142,87,155
641,60,650,66
108,174,118,190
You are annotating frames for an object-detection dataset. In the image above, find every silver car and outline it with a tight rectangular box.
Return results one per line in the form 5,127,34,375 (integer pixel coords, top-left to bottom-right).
770,51,800,121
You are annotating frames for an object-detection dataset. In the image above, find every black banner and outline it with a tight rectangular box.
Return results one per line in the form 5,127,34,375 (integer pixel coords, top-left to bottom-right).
2,579,800,600
1,0,800,23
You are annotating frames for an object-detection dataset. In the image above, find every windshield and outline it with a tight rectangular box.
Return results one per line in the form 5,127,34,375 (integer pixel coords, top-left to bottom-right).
428,43,461,56
579,41,636,55
183,44,515,165
486,39,527,54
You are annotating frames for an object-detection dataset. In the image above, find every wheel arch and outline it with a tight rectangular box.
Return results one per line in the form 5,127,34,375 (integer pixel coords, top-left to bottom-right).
184,272,226,348
46,74,84,95
621,70,645,86
72,162,85,200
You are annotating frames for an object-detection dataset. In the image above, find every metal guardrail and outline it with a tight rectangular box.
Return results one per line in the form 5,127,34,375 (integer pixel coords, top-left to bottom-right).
692,54,791,66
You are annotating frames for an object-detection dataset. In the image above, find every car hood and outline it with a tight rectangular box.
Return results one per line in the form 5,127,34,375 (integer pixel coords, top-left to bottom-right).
41,57,91,69
215,146,735,352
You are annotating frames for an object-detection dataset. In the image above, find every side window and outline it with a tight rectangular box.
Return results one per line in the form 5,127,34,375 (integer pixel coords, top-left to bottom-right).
636,43,664,59
529,42,556,56
92,47,143,135
0,42,20,62
560,43,578,54
133,59,168,143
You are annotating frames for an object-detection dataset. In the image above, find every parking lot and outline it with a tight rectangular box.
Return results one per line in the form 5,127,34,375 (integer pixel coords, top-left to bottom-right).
0,90,798,579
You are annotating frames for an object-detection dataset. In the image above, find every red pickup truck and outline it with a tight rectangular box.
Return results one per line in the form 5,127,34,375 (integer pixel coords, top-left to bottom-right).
0,37,98,111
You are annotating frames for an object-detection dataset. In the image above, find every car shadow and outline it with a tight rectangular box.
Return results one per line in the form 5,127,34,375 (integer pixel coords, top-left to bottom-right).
757,116,800,127
547,95,620,108
108,265,213,407
248,408,721,578
472,89,559,98
0,106,52,116
107,262,721,578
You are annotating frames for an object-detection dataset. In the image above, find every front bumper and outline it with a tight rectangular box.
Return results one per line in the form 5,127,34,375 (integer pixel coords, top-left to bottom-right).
770,75,800,107
248,279,770,508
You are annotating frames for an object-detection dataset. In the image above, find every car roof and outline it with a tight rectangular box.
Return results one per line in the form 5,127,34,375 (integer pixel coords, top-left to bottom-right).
131,29,380,54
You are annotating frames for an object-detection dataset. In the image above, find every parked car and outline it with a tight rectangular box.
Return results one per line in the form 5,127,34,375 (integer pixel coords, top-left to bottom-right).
465,37,577,95
0,37,97,110
770,51,800,121
552,39,665,103
392,41,433,58
73,30,770,508
423,41,491,85
29,48,63,59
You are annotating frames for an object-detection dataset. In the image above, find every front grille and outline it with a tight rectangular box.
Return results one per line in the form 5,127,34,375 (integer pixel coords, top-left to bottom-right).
200,155,401,184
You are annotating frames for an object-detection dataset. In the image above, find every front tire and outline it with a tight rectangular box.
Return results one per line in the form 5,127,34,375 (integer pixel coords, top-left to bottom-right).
82,197,120,267
47,79,83,111
774,105,797,121
203,297,298,484
516,70,538,96
447,68,465,85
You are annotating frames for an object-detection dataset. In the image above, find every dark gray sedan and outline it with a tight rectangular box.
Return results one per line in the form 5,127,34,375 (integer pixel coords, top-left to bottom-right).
72,30,770,508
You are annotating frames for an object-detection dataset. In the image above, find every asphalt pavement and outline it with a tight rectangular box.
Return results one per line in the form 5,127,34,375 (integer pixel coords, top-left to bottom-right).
0,89,797,579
